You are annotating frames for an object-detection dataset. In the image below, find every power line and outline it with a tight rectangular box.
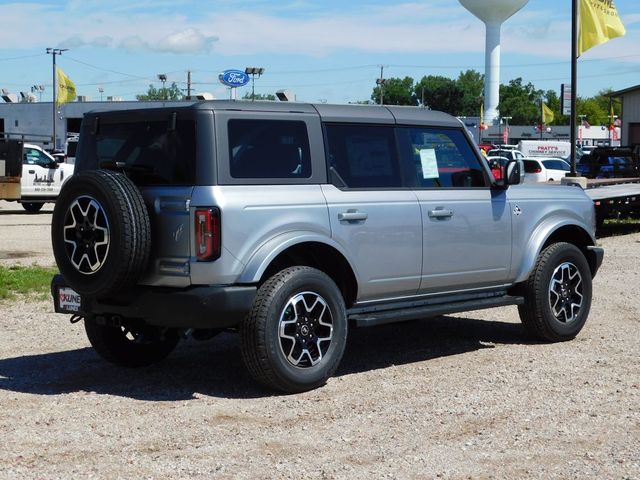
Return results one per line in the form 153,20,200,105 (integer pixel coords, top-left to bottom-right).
64,55,148,79
0,53,45,62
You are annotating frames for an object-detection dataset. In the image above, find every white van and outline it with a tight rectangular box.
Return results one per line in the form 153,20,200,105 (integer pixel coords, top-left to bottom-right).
517,140,571,160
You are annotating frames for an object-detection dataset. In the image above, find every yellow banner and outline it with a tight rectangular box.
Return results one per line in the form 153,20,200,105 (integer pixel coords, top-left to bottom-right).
579,0,626,56
542,103,554,124
56,67,77,106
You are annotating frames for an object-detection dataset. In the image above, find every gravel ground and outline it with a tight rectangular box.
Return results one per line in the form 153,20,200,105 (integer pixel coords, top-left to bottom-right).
0,200,639,479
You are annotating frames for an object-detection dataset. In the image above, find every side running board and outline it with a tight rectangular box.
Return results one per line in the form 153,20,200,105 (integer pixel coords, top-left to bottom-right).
348,295,524,328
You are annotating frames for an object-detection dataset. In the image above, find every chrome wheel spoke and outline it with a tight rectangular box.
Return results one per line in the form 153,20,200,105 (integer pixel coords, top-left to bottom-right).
548,262,583,323
278,291,333,368
62,196,111,274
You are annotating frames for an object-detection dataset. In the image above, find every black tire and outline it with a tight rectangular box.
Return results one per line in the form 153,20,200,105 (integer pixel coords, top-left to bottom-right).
241,266,348,393
85,319,179,368
518,242,593,342
51,170,151,297
22,202,44,213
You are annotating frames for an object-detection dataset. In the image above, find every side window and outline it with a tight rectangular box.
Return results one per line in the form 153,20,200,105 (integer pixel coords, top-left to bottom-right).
23,148,51,167
402,127,487,188
325,124,401,188
229,119,311,179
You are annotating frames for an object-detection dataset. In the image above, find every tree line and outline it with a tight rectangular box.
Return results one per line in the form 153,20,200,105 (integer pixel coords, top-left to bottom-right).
135,70,619,126
370,69,619,126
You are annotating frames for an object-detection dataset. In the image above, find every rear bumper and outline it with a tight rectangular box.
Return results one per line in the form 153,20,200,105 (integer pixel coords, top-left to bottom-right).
51,274,257,329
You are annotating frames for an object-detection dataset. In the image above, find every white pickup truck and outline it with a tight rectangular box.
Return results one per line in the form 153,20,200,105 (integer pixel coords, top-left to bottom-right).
0,142,74,213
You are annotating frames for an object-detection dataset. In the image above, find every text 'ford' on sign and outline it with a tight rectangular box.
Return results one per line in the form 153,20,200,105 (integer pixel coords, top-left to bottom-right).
219,70,250,88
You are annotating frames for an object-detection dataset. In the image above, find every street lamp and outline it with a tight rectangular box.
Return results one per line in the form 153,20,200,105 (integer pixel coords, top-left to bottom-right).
98,86,104,102
157,74,167,100
244,67,264,101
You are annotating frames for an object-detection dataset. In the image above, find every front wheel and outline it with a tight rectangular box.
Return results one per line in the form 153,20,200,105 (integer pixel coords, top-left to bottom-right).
84,319,179,367
518,242,593,342
241,267,348,393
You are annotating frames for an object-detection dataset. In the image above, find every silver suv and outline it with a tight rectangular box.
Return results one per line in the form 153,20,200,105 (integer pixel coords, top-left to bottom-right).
51,102,603,393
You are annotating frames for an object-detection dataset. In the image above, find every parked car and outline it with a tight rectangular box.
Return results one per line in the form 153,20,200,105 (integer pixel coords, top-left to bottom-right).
17,143,75,212
50,102,603,393
576,147,639,179
522,157,571,183
487,148,524,162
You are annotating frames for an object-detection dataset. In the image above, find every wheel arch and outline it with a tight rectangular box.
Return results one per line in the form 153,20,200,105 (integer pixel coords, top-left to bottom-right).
514,222,597,283
238,234,359,308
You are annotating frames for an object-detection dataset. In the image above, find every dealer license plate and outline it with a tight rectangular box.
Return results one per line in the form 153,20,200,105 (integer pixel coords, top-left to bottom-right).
57,287,82,313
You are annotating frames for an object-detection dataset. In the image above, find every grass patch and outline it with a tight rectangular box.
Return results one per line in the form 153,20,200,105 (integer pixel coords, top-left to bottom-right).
0,265,58,300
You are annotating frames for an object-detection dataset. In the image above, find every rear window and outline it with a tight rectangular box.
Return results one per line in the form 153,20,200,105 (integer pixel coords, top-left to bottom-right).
542,159,570,171
228,119,311,179
81,118,196,185
523,160,541,173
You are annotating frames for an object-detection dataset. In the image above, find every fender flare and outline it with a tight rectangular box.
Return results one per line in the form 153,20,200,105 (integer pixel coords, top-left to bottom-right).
237,230,360,285
513,216,595,284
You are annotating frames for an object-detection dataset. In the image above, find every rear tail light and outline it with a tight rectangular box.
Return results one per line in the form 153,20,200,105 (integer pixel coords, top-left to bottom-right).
533,167,542,173
195,208,220,261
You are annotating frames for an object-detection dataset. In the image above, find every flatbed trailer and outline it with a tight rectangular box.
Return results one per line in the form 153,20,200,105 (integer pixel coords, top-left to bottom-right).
582,178,640,226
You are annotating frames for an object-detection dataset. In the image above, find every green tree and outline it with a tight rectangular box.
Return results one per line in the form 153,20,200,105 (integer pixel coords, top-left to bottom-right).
136,82,183,101
576,97,608,125
456,69,485,116
498,78,543,124
414,75,463,114
241,92,277,101
371,76,416,105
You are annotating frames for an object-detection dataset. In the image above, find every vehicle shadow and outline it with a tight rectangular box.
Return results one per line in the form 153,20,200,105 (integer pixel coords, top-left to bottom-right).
0,315,534,401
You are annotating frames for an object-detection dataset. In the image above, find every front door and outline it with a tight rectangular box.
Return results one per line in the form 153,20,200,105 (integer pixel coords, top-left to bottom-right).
399,126,511,294
21,146,57,199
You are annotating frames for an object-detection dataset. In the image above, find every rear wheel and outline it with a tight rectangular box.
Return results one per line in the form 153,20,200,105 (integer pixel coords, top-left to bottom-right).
518,242,592,342
22,202,44,213
241,267,348,393
84,319,179,368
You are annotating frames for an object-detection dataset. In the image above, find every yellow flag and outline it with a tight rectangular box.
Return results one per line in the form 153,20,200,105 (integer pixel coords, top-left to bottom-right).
579,0,626,56
542,103,554,124
56,67,77,106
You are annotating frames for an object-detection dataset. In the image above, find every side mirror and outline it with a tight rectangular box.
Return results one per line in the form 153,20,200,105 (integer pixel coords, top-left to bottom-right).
494,159,522,189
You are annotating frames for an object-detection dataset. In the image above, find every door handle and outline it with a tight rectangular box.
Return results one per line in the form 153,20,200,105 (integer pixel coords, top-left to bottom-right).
338,210,368,222
28,170,35,174
428,208,453,219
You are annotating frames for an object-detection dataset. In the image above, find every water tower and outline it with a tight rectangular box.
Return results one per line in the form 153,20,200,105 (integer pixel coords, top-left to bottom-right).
459,0,529,125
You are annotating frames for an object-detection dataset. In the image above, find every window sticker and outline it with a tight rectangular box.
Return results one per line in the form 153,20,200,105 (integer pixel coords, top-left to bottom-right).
419,148,439,179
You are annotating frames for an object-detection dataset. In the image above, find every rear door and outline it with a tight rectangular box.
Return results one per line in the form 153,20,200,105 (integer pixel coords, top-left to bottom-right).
322,123,422,302
400,126,511,294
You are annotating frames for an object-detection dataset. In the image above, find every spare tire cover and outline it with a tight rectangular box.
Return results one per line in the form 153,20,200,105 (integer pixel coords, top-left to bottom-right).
51,170,151,297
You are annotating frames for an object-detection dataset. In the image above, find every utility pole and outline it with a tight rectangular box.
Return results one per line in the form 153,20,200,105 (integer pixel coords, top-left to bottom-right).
46,47,68,150
376,65,386,105
187,70,192,98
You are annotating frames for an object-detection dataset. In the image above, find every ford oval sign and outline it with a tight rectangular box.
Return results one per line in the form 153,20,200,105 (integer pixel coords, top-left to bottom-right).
219,70,250,88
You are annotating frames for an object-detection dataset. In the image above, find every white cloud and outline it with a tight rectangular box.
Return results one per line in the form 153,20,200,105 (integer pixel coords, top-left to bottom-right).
157,29,218,54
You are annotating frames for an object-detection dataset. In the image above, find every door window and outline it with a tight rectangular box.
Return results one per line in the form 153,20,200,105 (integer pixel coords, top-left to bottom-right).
23,148,53,167
400,128,488,188
325,124,401,188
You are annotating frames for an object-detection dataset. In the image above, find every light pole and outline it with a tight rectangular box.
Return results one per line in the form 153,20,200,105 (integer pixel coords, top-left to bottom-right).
98,86,104,101
578,114,586,146
244,67,264,101
46,47,68,150
157,74,167,100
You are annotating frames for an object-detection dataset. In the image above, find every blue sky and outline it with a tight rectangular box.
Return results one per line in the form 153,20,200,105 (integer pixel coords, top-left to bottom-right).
0,0,638,104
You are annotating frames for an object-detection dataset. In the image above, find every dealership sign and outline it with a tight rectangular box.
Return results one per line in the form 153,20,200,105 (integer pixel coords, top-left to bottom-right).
219,70,250,88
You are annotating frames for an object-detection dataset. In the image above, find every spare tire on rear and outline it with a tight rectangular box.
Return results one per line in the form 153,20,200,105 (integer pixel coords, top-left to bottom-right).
51,170,151,297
